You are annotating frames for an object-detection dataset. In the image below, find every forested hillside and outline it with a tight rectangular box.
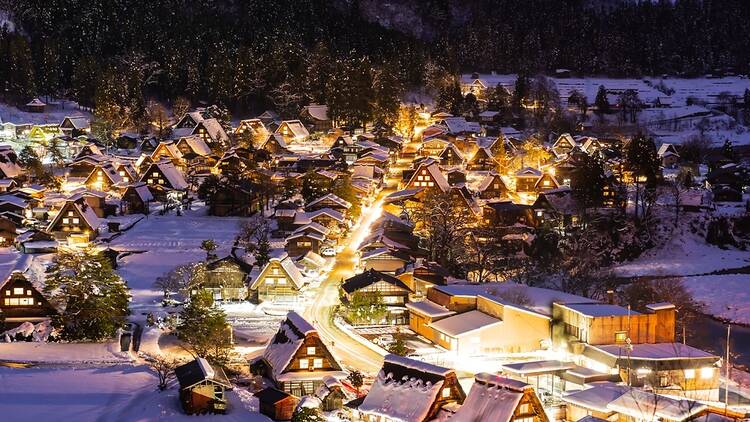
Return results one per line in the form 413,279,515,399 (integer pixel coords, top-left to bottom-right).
1,0,749,114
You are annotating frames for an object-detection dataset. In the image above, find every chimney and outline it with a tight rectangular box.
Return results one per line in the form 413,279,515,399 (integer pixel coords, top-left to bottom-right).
606,290,615,305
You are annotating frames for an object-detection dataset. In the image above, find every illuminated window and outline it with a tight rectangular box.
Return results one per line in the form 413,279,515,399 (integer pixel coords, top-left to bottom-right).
68,211,74,216
543,180,551,186
700,367,714,379
119,171,126,176
278,279,287,285
272,268,279,275
307,347,316,355
442,387,451,398
152,172,159,177
26,290,31,295
518,404,530,414
313,358,323,369
13,287,24,295
417,176,424,181
422,170,427,175
299,359,309,369
428,182,434,187
147,179,153,184
614,331,627,343
72,218,80,224
265,279,274,285
62,218,69,224
684,369,695,379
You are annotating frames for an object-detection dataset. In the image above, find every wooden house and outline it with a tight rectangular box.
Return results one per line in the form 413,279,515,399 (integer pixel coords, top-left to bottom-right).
234,118,268,146
534,173,560,193
197,256,252,302
305,193,351,215
14,229,56,254
0,145,23,179
150,141,184,169
248,256,306,303
360,247,411,273
357,355,465,422
451,374,549,422
0,216,17,246
438,143,464,166
139,161,188,201
300,104,332,132
404,161,450,192
59,116,91,137
341,269,413,325
467,147,497,171
330,135,359,163
476,171,509,199
285,229,324,258
73,142,104,160
482,200,535,227
260,133,290,155
175,357,231,415
255,387,298,421
111,161,138,184
84,163,124,192
25,98,46,113
658,143,681,168
67,155,108,178
214,147,255,176
121,183,153,215
46,198,101,241
515,167,543,193
0,178,17,193
0,272,57,329
252,311,346,397
275,120,310,145
552,133,578,156
209,180,261,217
314,376,348,412
419,138,449,158
193,118,230,147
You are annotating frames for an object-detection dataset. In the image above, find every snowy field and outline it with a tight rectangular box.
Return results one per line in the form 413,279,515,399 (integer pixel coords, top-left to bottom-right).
613,232,750,277
0,341,132,364
0,100,92,126
111,204,246,310
682,274,750,325
0,365,271,422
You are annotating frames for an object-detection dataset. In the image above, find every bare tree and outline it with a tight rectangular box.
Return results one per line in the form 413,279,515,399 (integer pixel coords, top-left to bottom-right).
464,228,505,283
153,263,203,300
145,354,182,391
146,100,169,138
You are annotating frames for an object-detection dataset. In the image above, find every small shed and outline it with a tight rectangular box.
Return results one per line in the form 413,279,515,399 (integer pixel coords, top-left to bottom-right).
25,98,47,113
174,357,231,415
256,387,299,421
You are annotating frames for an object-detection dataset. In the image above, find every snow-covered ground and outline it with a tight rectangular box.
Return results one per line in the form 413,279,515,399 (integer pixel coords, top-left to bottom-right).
110,204,244,311
0,341,132,364
613,231,750,277
0,365,271,422
682,274,750,325
0,100,92,126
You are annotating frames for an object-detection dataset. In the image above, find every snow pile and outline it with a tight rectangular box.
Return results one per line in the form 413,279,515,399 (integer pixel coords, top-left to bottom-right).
1,320,54,342
451,373,525,422
0,10,15,32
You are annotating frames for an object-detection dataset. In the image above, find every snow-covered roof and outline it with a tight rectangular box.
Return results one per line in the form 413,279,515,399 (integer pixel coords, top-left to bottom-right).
0,146,22,178
436,117,481,135
515,167,543,177
359,354,454,422
147,161,188,190
560,303,639,317
302,104,329,121
249,256,306,290
607,389,706,422
177,135,212,156
451,373,527,422
476,171,506,192
501,360,575,376
407,162,450,192
429,310,502,338
562,383,630,413
276,120,310,139
60,116,90,130
261,311,315,380
406,299,456,318
306,193,352,210
47,200,101,232
128,182,154,202
590,342,717,361
26,98,46,107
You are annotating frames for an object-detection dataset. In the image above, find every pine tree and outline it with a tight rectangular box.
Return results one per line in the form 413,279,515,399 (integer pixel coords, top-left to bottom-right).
372,65,403,127
722,139,737,162
292,407,324,422
512,74,530,113
44,247,131,341
255,235,271,268
594,85,610,117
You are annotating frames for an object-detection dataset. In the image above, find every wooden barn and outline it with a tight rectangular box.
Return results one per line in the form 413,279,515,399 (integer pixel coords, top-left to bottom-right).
174,357,231,415
247,256,306,303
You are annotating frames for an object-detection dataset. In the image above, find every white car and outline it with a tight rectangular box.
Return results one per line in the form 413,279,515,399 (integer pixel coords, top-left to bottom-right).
321,247,336,257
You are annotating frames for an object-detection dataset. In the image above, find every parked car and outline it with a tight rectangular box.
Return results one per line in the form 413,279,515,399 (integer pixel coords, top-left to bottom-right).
321,247,336,257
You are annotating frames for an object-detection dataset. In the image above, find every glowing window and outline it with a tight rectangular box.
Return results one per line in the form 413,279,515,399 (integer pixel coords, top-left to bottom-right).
313,358,323,369
299,359,309,369
442,387,451,398
307,347,316,355
700,367,714,379
684,369,695,379
72,218,80,224
13,287,24,295
614,331,627,343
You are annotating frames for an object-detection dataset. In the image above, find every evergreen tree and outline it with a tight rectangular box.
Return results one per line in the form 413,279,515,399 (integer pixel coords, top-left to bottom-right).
594,85,610,117
44,247,131,341
571,154,607,213
200,239,218,260
177,290,233,365
722,139,737,162
292,407,324,422
512,74,530,113
487,84,511,114
347,370,364,396
255,235,271,268
4,35,36,100
332,174,360,218
372,66,403,127
436,78,464,115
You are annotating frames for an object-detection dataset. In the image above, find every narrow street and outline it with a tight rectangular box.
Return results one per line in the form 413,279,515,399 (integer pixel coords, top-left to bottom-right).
303,179,398,375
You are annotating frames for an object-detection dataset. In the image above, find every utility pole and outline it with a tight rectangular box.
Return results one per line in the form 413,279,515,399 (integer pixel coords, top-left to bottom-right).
725,323,731,415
